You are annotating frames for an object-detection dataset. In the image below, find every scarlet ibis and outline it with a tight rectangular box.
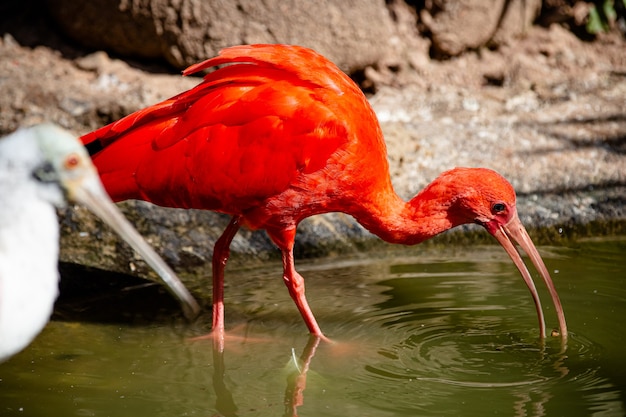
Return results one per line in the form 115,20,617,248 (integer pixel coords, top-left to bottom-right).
0,124,199,362
81,44,567,344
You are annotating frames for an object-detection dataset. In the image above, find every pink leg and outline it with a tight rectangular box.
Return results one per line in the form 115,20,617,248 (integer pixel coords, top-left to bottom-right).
281,248,323,336
212,216,241,349
280,246,329,341
269,227,328,339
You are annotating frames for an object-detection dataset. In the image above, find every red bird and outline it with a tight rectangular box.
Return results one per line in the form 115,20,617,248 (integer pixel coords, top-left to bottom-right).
81,44,567,344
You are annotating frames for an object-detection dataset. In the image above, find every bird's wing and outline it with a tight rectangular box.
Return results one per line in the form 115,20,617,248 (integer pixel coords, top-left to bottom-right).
81,45,353,211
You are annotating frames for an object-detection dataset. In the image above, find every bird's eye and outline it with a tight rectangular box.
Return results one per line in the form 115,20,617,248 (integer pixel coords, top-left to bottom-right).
64,153,81,170
491,202,506,214
32,161,57,183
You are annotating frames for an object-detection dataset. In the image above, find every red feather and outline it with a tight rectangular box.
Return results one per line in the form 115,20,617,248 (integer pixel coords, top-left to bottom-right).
82,44,387,227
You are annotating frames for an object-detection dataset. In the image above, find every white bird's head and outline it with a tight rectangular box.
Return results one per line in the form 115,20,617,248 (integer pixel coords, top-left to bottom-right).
1,123,200,320
30,123,102,205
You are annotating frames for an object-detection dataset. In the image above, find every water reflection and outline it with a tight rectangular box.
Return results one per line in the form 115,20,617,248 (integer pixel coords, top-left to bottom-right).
282,336,321,417
212,343,238,416
200,331,321,417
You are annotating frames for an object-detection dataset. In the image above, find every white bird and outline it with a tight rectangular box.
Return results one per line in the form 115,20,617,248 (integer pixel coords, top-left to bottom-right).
0,124,200,362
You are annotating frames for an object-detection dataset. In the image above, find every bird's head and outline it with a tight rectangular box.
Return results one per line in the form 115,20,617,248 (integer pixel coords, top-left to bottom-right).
436,167,517,231
4,124,200,319
31,123,100,205
432,167,567,339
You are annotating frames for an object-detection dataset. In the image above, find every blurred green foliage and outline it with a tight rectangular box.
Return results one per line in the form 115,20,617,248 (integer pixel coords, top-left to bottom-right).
587,0,626,33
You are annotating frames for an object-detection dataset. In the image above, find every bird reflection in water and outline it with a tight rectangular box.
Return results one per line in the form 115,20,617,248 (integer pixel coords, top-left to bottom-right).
209,334,321,417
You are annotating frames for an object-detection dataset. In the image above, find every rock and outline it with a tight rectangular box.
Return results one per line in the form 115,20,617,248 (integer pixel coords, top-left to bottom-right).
422,0,541,57
44,0,395,72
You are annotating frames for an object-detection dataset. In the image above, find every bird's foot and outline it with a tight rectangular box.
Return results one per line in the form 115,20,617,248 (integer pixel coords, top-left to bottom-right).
310,332,334,345
188,323,276,351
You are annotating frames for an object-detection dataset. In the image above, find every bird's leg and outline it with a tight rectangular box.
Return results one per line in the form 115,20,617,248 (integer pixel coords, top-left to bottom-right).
282,249,324,337
272,229,329,341
212,216,241,349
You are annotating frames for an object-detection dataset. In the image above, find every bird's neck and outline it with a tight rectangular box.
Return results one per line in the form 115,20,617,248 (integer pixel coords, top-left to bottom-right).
353,177,466,246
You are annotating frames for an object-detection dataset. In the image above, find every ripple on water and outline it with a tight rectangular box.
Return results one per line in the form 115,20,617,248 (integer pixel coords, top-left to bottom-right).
358,316,608,414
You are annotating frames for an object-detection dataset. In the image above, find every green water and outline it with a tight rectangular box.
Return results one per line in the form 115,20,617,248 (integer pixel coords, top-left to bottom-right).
1,236,625,416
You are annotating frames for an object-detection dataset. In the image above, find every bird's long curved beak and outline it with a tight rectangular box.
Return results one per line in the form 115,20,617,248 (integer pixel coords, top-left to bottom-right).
489,212,567,339
66,172,201,320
